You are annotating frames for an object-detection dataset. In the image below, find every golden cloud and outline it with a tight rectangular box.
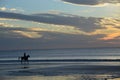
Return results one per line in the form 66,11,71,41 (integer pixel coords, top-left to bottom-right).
100,18,120,27
13,30,42,38
30,24,88,35
0,22,14,27
90,18,120,40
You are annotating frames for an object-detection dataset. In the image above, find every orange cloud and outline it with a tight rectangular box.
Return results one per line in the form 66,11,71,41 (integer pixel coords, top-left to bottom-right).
99,32,120,40
90,18,120,40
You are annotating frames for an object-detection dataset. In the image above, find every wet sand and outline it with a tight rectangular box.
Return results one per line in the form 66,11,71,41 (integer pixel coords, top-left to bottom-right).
0,61,120,80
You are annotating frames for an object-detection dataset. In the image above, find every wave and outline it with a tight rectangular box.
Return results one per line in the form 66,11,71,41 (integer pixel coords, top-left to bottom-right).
0,59,120,63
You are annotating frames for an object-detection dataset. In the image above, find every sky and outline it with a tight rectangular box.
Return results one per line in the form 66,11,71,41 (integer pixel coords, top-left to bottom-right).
0,0,120,50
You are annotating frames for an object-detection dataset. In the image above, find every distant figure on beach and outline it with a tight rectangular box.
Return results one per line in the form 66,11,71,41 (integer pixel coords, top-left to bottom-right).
18,52,30,64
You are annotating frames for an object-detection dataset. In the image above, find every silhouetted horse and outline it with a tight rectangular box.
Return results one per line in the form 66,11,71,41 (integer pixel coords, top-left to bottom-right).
19,55,30,64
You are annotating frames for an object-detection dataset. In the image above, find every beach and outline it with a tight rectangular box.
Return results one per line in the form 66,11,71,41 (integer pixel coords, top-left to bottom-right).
0,0,120,79
0,60,120,80
1,48,120,80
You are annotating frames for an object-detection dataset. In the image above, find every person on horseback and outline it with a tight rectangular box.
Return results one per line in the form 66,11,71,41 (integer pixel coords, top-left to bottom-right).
19,52,30,64
24,52,27,58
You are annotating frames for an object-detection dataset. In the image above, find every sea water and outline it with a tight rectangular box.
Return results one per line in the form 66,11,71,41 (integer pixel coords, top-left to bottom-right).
0,48,120,60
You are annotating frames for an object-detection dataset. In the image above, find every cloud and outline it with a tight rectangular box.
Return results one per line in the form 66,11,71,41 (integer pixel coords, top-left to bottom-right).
90,27,120,40
0,7,7,11
0,11,120,41
0,7,24,13
30,25,88,35
61,0,120,6
0,4,120,50
1,28,118,50
0,24,43,38
0,11,101,32
90,18,120,40
0,27,108,50
0,22,88,39
0,22,14,27
13,30,42,38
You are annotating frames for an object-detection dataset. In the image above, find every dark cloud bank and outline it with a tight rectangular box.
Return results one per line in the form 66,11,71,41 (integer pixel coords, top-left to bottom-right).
61,0,120,5
0,11,101,32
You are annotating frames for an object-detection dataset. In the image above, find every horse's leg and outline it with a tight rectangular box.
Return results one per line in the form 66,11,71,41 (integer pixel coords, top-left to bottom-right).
27,60,29,64
25,60,29,64
21,58,23,64
21,60,22,64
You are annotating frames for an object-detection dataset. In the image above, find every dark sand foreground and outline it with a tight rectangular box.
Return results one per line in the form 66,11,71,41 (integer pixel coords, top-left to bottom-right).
0,61,120,80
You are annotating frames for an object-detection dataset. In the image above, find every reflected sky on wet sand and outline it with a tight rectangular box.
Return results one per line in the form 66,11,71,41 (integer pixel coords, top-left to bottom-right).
0,74,115,80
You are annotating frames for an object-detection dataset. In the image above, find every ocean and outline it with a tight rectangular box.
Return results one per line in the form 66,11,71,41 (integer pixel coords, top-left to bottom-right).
0,48,120,80
1,48,120,60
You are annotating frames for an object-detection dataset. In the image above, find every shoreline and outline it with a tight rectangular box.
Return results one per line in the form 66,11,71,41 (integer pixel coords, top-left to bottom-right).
1,59,120,63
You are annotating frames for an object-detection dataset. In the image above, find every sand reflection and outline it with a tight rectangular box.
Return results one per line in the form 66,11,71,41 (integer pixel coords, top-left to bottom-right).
1,74,118,80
